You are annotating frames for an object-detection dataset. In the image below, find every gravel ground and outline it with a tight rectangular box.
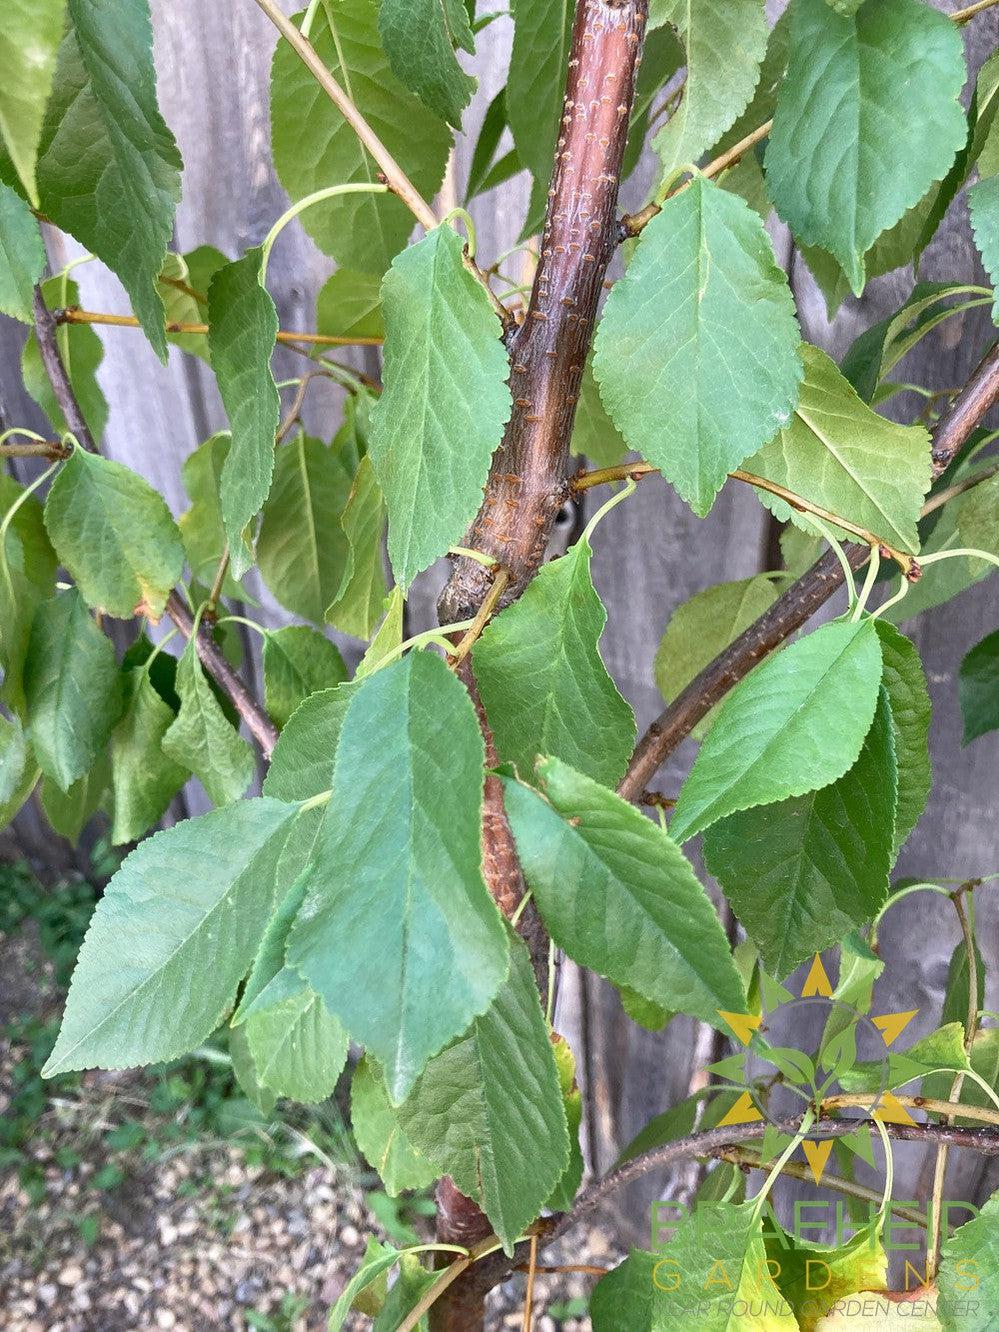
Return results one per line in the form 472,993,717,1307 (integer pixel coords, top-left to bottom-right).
0,1121,603,1330
0,909,608,1330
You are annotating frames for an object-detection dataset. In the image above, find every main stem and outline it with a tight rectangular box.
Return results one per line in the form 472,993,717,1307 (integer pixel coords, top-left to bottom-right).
439,0,649,621
430,4,649,1327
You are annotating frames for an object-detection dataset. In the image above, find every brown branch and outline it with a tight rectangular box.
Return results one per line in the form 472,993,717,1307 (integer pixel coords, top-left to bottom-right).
56,307,382,348
618,339,999,802
443,1113,999,1312
163,592,278,757
31,286,279,761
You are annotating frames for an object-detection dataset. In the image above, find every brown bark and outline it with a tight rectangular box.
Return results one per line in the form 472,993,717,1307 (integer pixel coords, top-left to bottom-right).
619,339,999,800
430,3,649,1326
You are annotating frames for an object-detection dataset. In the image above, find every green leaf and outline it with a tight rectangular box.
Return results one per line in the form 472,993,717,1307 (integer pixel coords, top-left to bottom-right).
464,88,508,202
800,185,941,322
654,576,782,740
670,618,883,845
887,463,997,622
0,474,58,712
379,0,475,129
398,932,569,1252
615,1092,700,1167
178,434,242,593
938,1191,999,1331
270,1,451,275
25,589,122,793
502,757,746,1027
207,248,280,579
328,1242,403,1332
228,1021,277,1119
351,1055,437,1196
110,668,188,845
0,182,44,321
703,690,897,979
40,750,110,842
257,431,355,624
875,621,931,855
941,937,986,1039
772,1230,887,1328
651,0,768,177
44,448,185,619
840,282,986,405
0,0,66,204
369,223,511,586
970,175,999,326
0,473,56,595
569,355,629,469
0,714,27,806
547,1033,584,1211
357,587,405,676
372,1251,436,1332
764,0,966,294
621,24,684,182
743,345,931,555
159,246,227,362
593,175,801,516
591,1203,798,1331
22,277,108,443
315,268,384,341
326,455,389,639
286,651,508,1100
473,537,635,787
506,0,573,188
0,743,39,830
235,878,349,1103
42,797,297,1075
163,633,254,808
840,1022,970,1095
620,986,672,1032
36,0,183,358
959,628,999,746
263,680,360,804
262,626,347,732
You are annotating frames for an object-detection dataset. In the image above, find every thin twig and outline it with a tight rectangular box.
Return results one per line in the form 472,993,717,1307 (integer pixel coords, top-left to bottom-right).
929,888,982,1276
522,1234,538,1332
620,119,774,237
449,567,511,667
0,440,70,460
573,461,916,571
164,593,278,758
252,0,437,230
717,1148,928,1228
446,1113,999,1314
56,307,382,348
823,1092,999,1129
